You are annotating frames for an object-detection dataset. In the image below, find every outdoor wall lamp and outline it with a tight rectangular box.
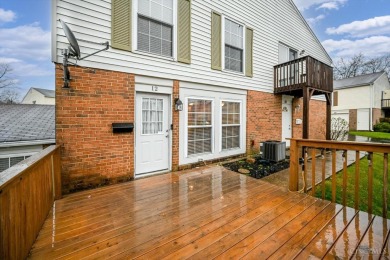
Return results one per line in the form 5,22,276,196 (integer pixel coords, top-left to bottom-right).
175,98,183,111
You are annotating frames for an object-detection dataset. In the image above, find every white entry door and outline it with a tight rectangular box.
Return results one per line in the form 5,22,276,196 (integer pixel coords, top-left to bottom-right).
136,93,170,176
282,96,293,147
357,108,370,131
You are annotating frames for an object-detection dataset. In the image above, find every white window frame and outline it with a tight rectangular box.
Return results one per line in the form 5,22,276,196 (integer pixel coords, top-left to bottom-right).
222,16,246,75
184,97,215,158
220,99,242,152
0,154,34,172
132,0,178,60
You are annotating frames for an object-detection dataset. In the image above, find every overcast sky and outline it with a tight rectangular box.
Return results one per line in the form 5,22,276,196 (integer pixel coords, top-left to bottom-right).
0,0,389,98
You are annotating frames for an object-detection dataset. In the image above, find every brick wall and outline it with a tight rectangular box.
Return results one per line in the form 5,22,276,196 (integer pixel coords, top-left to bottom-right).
349,109,357,131
292,98,327,140
56,65,135,193
246,91,282,153
372,108,382,126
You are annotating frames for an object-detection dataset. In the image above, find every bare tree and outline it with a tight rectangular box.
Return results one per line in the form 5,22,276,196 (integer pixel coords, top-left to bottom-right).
0,89,20,104
0,63,17,89
333,53,366,80
333,53,390,80
331,117,349,141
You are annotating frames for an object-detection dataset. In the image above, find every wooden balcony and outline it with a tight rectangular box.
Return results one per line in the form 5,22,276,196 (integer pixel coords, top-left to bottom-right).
382,99,390,110
274,56,333,97
2,143,390,259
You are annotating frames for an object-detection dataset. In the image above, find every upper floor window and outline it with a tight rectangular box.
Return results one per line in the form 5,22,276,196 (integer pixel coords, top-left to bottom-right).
224,19,244,73
137,0,174,57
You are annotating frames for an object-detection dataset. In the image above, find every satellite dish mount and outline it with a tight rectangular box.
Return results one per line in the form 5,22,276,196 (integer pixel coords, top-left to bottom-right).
59,19,109,88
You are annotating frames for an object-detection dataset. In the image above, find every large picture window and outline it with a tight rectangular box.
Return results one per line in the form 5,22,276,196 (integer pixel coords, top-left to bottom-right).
221,101,240,150
224,19,244,73
138,0,174,57
187,99,212,156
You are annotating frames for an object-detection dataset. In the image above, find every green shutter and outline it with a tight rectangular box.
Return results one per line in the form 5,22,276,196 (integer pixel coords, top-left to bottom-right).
211,12,222,71
177,0,191,64
111,0,132,51
245,28,254,77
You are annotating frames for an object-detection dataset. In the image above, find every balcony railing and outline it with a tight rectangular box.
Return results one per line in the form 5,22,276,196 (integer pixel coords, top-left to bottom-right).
289,138,389,218
382,99,390,109
0,145,61,259
274,56,333,96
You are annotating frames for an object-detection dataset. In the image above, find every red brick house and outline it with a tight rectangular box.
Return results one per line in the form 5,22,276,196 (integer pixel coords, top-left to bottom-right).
52,0,333,193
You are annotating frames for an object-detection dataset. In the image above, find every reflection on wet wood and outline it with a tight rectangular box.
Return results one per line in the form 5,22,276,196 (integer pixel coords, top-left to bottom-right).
28,166,390,259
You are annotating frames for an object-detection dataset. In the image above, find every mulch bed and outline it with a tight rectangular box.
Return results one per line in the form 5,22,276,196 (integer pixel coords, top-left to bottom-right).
224,156,290,179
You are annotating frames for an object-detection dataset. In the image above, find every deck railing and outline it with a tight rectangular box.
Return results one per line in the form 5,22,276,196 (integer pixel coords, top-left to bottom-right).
0,145,61,260
274,56,333,93
289,139,389,218
382,99,390,109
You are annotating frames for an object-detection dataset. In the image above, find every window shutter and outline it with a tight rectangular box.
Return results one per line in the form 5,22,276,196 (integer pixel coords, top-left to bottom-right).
211,12,222,71
333,91,338,106
178,0,191,64
245,28,253,77
111,0,132,51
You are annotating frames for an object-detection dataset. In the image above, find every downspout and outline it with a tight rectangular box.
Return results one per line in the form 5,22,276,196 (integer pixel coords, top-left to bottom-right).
370,83,374,131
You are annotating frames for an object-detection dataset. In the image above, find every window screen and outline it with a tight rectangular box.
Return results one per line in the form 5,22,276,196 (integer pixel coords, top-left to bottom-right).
142,98,164,134
222,101,240,150
225,19,243,72
187,99,213,156
138,0,173,57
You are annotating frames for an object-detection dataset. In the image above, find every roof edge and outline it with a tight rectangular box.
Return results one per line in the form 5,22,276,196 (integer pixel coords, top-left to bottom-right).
0,139,56,148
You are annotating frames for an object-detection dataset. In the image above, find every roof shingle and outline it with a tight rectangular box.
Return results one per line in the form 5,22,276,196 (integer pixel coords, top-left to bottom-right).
0,104,55,143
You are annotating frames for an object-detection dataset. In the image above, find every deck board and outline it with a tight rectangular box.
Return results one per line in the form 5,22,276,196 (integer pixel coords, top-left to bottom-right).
28,166,390,259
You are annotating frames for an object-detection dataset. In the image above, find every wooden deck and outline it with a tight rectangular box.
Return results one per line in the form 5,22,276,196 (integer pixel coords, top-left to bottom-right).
29,166,390,259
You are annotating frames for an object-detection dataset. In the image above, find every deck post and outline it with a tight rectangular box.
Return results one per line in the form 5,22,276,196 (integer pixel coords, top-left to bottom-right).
289,139,299,191
325,93,332,140
302,87,310,139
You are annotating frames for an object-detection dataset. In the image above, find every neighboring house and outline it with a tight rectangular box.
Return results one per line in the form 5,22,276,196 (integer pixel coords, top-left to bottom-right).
0,105,55,173
332,72,390,131
52,0,333,192
21,88,55,105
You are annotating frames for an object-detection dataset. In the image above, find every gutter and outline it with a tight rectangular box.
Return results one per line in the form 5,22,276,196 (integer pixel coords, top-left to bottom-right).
0,139,56,148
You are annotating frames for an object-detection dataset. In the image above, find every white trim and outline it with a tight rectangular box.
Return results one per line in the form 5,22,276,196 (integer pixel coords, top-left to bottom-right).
180,81,247,95
51,0,58,62
0,139,55,148
135,75,174,87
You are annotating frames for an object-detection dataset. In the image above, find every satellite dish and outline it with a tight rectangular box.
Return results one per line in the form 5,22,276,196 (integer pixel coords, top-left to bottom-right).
59,19,81,59
59,19,109,88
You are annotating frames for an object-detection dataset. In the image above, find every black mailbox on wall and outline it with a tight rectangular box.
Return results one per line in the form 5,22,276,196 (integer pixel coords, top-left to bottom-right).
112,123,134,133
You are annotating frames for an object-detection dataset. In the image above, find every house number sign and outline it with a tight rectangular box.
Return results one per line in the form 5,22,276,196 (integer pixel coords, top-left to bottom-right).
152,86,159,92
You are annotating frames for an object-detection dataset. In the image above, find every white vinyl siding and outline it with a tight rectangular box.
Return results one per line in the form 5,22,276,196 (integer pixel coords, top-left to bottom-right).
221,101,241,150
54,0,331,92
187,99,213,156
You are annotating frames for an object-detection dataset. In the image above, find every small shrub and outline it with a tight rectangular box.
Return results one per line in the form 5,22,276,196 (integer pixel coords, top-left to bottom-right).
373,122,390,133
331,117,349,140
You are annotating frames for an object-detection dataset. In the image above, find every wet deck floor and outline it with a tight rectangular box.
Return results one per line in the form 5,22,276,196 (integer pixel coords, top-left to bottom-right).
29,166,390,259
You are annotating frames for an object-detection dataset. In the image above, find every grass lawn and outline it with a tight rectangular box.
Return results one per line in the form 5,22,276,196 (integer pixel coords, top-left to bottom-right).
314,153,390,217
349,131,390,140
